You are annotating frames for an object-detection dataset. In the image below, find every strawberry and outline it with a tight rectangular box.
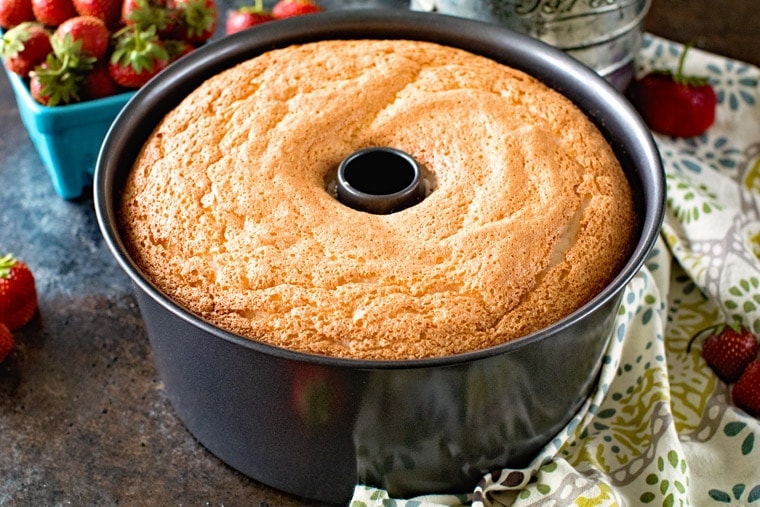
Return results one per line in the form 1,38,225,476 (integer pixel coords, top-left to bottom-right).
29,21,99,105
0,21,51,76
690,324,759,383
172,0,216,45
30,49,85,104
122,0,176,36
54,15,109,59
732,360,760,418
628,44,717,138
80,58,119,98
120,0,145,24
28,63,50,102
271,0,321,19
0,0,35,29
163,37,193,61
31,0,77,27
0,254,38,331
72,0,120,28
224,0,272,35
109,24,168,88
0,322,13,364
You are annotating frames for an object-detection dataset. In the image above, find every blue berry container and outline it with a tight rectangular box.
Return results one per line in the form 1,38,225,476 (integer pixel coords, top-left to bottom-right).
3,65,135,200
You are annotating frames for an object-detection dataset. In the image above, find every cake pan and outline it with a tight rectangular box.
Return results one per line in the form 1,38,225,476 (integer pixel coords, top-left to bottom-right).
94,9,664,504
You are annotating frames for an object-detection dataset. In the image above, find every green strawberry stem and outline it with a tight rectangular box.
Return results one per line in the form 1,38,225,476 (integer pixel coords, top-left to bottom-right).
686,322,745,353
0,254,16,278
0,22,36,59
180,0,216,38
238,0,269,14
51,32,95,72
667,42,709,87
126,0,172,32
673,42,693,84
27,30,95,106
238,0,265,14
111,25,168,74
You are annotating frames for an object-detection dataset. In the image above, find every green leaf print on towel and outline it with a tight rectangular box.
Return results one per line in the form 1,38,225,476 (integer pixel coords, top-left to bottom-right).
724,277,760,332
723,421,756,456
708,483,760,503
666,168,723,224
638,451,688,506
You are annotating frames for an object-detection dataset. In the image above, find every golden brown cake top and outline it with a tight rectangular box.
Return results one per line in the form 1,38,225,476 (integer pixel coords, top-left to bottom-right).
120,39,636,360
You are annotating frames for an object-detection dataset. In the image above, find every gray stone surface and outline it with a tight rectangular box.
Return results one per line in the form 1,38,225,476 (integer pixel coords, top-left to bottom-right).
0,76,317,507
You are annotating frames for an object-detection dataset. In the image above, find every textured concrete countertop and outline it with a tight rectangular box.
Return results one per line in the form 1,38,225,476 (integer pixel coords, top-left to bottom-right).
0,1,756,505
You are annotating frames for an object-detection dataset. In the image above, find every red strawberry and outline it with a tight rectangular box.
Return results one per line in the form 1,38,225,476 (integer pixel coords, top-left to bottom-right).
54,15,109,59
108,24,168,88
30,53,84,104
120,0,143,24
163,37,193,62
0,21,51,76
72,0,120,28
0,254,38,331
122,0,176,35
0,322,13,364
271,0,321,19
172,0,216,45
733,360,760,418
28,64,50,103
29,17,99,106
628,44,716,138
31,0,77,26
224,0,272,35
0,0,35,29
81,58,120,99
692,324,759,383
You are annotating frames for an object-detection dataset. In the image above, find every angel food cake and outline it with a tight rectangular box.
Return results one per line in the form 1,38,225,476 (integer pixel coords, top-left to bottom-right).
119,39,637,360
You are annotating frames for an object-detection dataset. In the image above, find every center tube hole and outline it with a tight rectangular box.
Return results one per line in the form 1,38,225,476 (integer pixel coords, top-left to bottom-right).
342,150,416,196
336,147,425,215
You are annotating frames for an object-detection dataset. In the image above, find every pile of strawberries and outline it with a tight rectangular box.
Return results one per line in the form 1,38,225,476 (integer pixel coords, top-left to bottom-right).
0,0,325,106
0,253,38,364
0,0,219,105
690,324,760,418
224,0,322,35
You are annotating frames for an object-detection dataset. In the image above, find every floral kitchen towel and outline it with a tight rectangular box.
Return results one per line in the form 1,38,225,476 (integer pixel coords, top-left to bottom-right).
351,34,760,507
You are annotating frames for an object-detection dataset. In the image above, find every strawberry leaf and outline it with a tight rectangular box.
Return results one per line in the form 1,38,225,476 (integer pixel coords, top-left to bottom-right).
31,52,83,106
51,32,96,72
177,0,216,39
0,254,17,278
111,25,169,74
0,22,39,59
127,0,175,32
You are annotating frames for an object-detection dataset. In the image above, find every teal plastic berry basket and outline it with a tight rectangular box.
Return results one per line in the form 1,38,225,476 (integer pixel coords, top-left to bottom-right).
4,65,135,200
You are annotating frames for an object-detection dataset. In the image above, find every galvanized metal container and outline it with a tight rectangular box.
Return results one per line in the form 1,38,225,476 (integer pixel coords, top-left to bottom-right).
410,0,651,90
